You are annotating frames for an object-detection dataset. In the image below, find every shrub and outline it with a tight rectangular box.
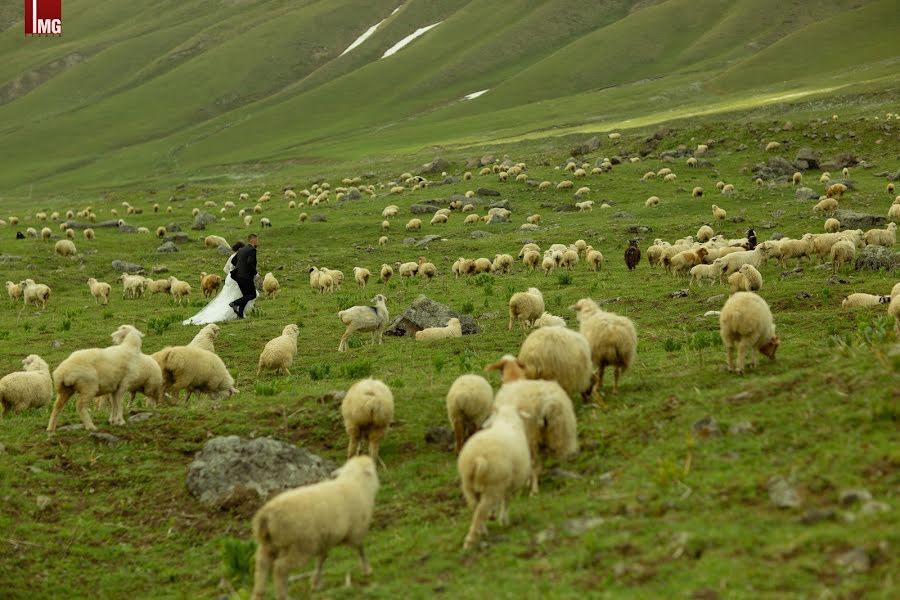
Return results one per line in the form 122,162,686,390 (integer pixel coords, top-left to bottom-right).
308,364,331,381
341,359,372,379
221,537,256,584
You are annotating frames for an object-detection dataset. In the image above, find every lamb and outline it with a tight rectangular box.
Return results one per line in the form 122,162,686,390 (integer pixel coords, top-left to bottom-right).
534,312,566,328
342,378,394,466
169,277,191,305
119,273,148,299
824,218,841,233
765,141,781,151
415,318,462,341
337,294,389,352
251,456,379,598
0,355,53,418
262,272,280,299
522,249,540,271
841,293,890,309
87,278,111,305
146,278,171,296
200,272,223,298
244,215,253,227
792,172,802,185
575,200,594,212
152,345,238,402
830,239,856,274
666,247,709,277
486,355,577,495
353,267,371,288
538,181,552,190
712,205,727,221
406,218,422,231
645,196,660,208
718,292,779,374
457,402,531,549
728,264,763,293
65,228,76,240
20,279,51,309
490,253,513,274
47,325,147,432
379,235,388,246
517,326,593,399
888,204,900,223
721,184,735,194
298,212,308,222
156,226,167,238
571,299,637,397
189,323,219,352
257,324,300,376
6,281,22,304
397,261,418,278
697,225,714,243
54,239,77,257
417,258,437,281
508,288,545,331
814,198,839,214
379,264,393,283
687,157,698,167
446,374,494,453
690,262,724,287
864,223,896,247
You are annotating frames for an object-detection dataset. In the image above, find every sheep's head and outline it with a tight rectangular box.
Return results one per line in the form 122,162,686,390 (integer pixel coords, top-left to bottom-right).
283,324,300,337
569,298,599,317
371,294,386,305
204,324,220,338
697,248,709,259
759,336,779,360
22,354,45,371
334,455,378,483
111,324,144,345
485,354,526,383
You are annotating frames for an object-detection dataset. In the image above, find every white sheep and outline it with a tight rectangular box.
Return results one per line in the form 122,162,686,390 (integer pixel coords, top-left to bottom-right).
690,262,724,286
0,355,53,418
204,235,229,249
378,235,388,246
47,325,146,432
353,267,371,288
406,218,422,231
189,324,219,352
200,272,223,298
814,198,839,215
95,352,164,411
415,318,462,341
765,141,781,151
571,299,637,397
508,288,544,331
83,228,95,241
490,254,513,274
337,294,389,352
257,324,300,376
169,277,191,305
517,326,593,399
262,272,280,299
6,281,22,304
889,294,900,336
446,374,493,453
20,279,51,309
719,292,779,373
534,312,566,328
712,205,727,221
251,455,379,597
152,345,238,403
728,264,763,294
87,278,111,305
342,378,394,466
54,239,77,257
864,223,897,247
379,264,393,283
830,239,856,274
645,196,660,208
841,293,890,309
824,218,841,233
575,200,594,212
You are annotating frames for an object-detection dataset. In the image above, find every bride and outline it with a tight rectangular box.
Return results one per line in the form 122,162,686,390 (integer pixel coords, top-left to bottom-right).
183,242,256,325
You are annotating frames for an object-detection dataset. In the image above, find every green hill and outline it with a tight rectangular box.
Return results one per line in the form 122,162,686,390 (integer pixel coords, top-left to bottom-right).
0,0,898,192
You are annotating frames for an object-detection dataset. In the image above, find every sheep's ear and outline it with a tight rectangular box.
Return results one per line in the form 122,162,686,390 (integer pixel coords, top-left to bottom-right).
484,359,503,372
518,409,532,420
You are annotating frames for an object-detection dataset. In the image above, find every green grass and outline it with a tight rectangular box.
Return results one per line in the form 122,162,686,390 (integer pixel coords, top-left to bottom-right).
0,109,898,598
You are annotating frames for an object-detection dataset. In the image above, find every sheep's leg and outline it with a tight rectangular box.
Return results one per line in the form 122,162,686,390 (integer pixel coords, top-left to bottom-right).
338,327,353,352
464,497,494,550
356,545,372,576
735,340,748,374
272,553,299,600
596,366,606,396
498,498,509,526
507,313,514,331
613,366,621,394
76,395,98,431
311,553,328,590
529,447,542,496
725,343,734,372
346,428,359,459
110,389,127,426
453,422,464,454
47,389,72,432
250,546,273,600
367,429,385,466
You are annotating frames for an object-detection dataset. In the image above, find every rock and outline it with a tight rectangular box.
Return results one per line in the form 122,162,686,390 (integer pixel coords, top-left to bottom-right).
465,158,480,169
796,291,812,299
186,436,335,509
402,238,417,246
57,423,84,431
476,187,501,197
670,289,689,298
385,294,480,337
470,230,491,239
703,311,721,318
36,495,52,511
165,222,181,232
769,232,786,240
860,500,890,515
705,294,725,304
627,225,652,234
795,147,819,169
692,416,721,438
480,154,495,166
415,235,442,247
519,224,540,231
128,412,153,423
191,212,217,230
839,488,872,506
424,426,454,451
488,200,510,210
311,214,327,222
754,157,795,180
836,210,888,230
768,476,802,509
553,204,579,212
854,245,899,271
151,265,169,274
342,188,362,201
118,225,137,234
318,390,346,404
798,508,835,525
795,187,817,201
571,136,601,156
90,432,121,446
420,157,450,174
217,245,232,256
443,176,459,185
0,255,23,262
157,241,178,253
52,340,63,349
728,215,745,223
835,548,870,573
487,214,509,224
612,211,634,219
164,232,191,244
545,468,583,481
111,260,144,273
729,421,754,435
409,204,439,214
781,267,804,278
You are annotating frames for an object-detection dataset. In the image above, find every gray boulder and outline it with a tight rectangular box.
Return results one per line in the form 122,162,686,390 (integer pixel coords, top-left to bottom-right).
167,222,181,232
855,245,900,272
342,188,362,201
191,212,217,230
164,232,191,244
0,255,23,262
570,136,601,156
409,204,439,214
488,200,511,210
157,241,178,253
476,187,500,197
835,210,885,230
64,220,117,230
118,225,137,234
421,157,450,174
754,157,795,180
217,244,232,256
415,235,442,247
480,154,495,166
385,295,480,337
471,230,491,239
795,147,819,169
311,214,327,222
186,436,335,509
487,214,509,224
111,260,143,273
795,187,817,201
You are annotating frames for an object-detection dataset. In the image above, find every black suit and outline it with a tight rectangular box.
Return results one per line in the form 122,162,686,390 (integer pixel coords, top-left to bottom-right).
230,245,257,317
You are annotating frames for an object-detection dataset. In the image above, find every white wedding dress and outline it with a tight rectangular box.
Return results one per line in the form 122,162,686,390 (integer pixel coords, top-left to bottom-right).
183,254,256,325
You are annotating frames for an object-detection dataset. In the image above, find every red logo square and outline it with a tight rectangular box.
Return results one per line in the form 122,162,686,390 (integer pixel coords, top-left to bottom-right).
25,0,62,36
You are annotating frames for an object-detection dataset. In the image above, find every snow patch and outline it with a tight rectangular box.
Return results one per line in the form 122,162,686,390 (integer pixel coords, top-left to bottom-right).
340,19,387,56
382,22,442,58
464,89,489,100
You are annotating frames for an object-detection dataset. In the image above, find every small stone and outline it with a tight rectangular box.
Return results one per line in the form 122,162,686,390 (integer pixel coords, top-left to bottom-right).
627,225,652,234
487,214,508,224
52,340,63,349
796,291,811,299
402,237,417,246
111,260,144,273
310,214,327,222
488,200,510,210
156,241,178,253
795,187,817,200
152,265,169,274
729,421,754,435
36,495,52,511
860,500,889,515
768,476,802,509
546,468,583,481
612,211,634,219
90,432,121,445
780,267,804,278
835,548,870,573
128,412,153,423
692,416,721,438
470,230,491,239
424,426,454,450
705,294,725,304
839,488,872,506
670,289,689,298
798,508,835,525
415,235,442,247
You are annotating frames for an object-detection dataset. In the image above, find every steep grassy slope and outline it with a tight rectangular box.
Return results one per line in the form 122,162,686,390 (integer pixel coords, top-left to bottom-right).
1,0,898,193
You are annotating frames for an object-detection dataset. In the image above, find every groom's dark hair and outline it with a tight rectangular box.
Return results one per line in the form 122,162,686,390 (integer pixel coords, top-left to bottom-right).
248,233,258,242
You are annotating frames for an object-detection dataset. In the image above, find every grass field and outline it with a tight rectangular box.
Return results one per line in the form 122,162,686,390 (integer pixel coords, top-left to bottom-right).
0,109,898,598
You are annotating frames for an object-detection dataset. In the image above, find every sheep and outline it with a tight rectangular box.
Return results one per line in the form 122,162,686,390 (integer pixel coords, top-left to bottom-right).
521,249,540,271
490,253,513,275
768,235,814,268
338,294,389,352
889,294,900,336
573,168,587,179
765,141,781,151
397,261,418,278
714,247,764,277
719,292,779,374
169,277,191,305
47,325,146,432
453,257,475,277
243,215,253,227
415,318,462,341
54,239,77,257
259,217,272,228
508,288,545,331
6,281,22,304
541,252,556,276
642,171,656,181
666,247,709,277
20,279,51,309
526,214,541,225
87,278,111,305
152,345,238,403
686,157,698,167
0,355,53,418
826,183,848,198
486,355,577,495
83,228,95,241
814,198,839,215
824,218,841,233
94,351,164,411
586,247,603,272
473,257,492,274
37,226,51,241
728,264,763,294
378,235,388,246
609,132,621,140
889,183,896,195
645,196,660,208
690,262,724,287
194,272,221,299
864,223,897,247
889,204,900,223
257,324,300,376
571,298,637,397
417,258,437,281
447,374,494,453
557,180,574,190
156,226,167,238
517,326,593,399
250,456,379,598
353,267,371,288
841,293,890,309
696,225,714,243
405,218,422,231
342,378,394,466
188,324,219,352
664,173,677,183
119,274,147,299
298,212,308,222
721,184,735,194
379,264,393,284
457,402,531,549
827,239,856,274
534,312,566,328
560,249,579,270
575,200,594,212
145,278,170,296
322,268,344,289
792,172,803,185
262,272,280,299
692,187,704,198
712,205,727,221
538,181,552,190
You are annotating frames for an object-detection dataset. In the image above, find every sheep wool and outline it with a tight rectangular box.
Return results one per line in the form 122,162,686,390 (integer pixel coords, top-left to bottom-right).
446,374,494,453
54,239,77,257
20,279,51,309
718,292,779,374
508,288,545,331
189,324,219,353
338,294,389,352
262,272,280,299
534,312,566,328
571,298,637,397
415,318,462,341
152,345,238,402
841,293,890,309
87,278,111,305
257,324,300,376
0,355,53,418
517,326,593,399
342,379,394,465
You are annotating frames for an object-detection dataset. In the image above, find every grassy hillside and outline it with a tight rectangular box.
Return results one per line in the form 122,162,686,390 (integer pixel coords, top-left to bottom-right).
0,111,897,598
1,0,898,193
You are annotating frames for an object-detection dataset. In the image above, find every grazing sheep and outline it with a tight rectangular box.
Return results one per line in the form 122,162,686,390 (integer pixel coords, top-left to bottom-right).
864,223,897,247
728,264,763,294
338,294,389,352
889,183,896,195
353,267,371,288
517,326,593,399
430,213,448,225
200,272,222,298
534,312,566,328
6,281,23,304
557,180,574,190
415,318,462,341
169,277,191,305
447,374,494,453
379,264,393,284
47,325,146,432
152,345,238,403
20,279,51,309
841,293,890,309
575,200,594,212
824,218,841,233
145,278,170,296
83,228,96,241
765,141,781,151
189,324,219,352
473,257,492,274
65,228,76,240
714,247,764,277
417,259,437,281
259,217,272,228
571,299,637,397
257,324,300,376
490,254,513,274
298,212,308,222
378,235,388,246
712,205,727,221
645,196,660,208
405,218,422,231
826,183,848,198
342,379,394,466
262,272,280,299
692,187,703,198
39,227,51,240
814,197,839,215
244,215,253,227
696,225,714,243
526,214,541,225
508,288,545,331
721,184,735,194
690,262,724,287
251,456,379,597
54,239,76,257
538,181,552,190
0,355,53,418
156,226,166,238
792,172,803,185
719,292,779,374
522,249,540,271
585,247,603,272
888,204,900,223
826,239,856,274
87,278,111,305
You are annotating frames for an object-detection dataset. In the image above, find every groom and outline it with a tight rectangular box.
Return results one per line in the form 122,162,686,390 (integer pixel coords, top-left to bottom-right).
229,233,258,319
